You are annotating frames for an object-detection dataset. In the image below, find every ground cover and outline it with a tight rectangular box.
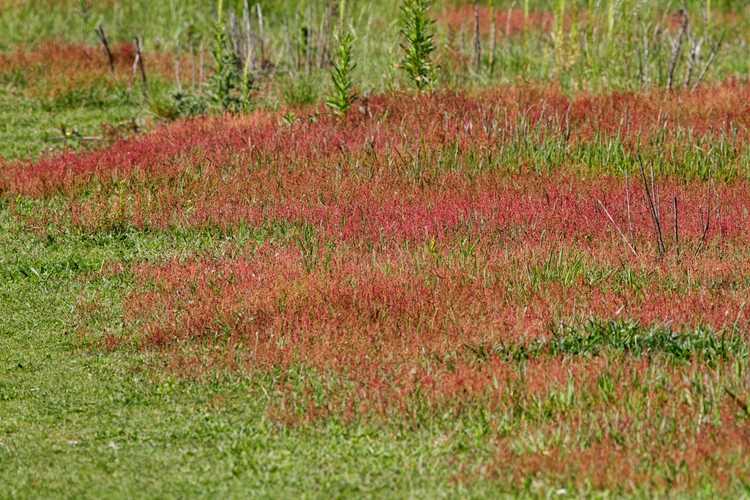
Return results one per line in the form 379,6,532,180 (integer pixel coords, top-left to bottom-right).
3,82,750,496
2,1,750,497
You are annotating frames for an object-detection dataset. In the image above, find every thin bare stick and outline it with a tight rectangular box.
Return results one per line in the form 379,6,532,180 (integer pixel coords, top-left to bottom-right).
637,26,645,86
199,43,205,83
691,33,724,90
639,156,666,257
132,36,148,97
190,47,197,88
650,160,660,223
640,23,651,87
318,2,335,69
684,34,701,88
696,209,710,255
317,6,327,70
256,3,266,65
95,24,115,74
673,196,679,255
174,50,182,91
243,0,256,71
625,170,635,251
700,182,712,245
597,199,638,257
304,6,312,74
287,20,297,72
230,11,241,60
716,201,723,239
473,0,482,72
507,1,515,37
489,0,499,74
667,10,689,90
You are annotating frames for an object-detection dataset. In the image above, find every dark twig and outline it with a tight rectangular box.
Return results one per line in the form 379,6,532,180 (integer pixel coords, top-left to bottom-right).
639,156,666,257
132,36,148,97
667,9,689,90
95,24,115,74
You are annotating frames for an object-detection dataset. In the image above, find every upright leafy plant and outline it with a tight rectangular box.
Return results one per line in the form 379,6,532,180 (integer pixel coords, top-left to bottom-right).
326,32,357,116
399,0,436,91
208,0,252,112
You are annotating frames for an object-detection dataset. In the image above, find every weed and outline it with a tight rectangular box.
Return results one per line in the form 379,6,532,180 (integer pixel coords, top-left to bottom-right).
399,0,436,91
326,32,357,116
3,1,750,495
207,0,252,113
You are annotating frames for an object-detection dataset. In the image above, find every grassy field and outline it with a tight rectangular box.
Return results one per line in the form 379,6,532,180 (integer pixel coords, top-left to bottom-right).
2,0,750,498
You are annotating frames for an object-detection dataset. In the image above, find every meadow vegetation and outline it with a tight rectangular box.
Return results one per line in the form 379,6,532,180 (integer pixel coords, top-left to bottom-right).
2,0,750,497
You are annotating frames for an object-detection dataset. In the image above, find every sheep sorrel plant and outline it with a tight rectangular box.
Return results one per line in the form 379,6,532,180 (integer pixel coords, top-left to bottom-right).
5,0,750,492
399,0,436,90
326,32,357,116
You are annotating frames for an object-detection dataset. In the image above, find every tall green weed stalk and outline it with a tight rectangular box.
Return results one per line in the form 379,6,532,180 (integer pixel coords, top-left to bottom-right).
399,0,436,91
208,0,252,112
326,32,357,116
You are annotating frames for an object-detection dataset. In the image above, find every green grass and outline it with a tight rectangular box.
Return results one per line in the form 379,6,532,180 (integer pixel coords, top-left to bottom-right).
3,1,750,496
1,206,749,497
0,209,477,498
0,209,613,498
0,87,141,161
2,0,748,162
2,0,748,96
485,319,750,363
